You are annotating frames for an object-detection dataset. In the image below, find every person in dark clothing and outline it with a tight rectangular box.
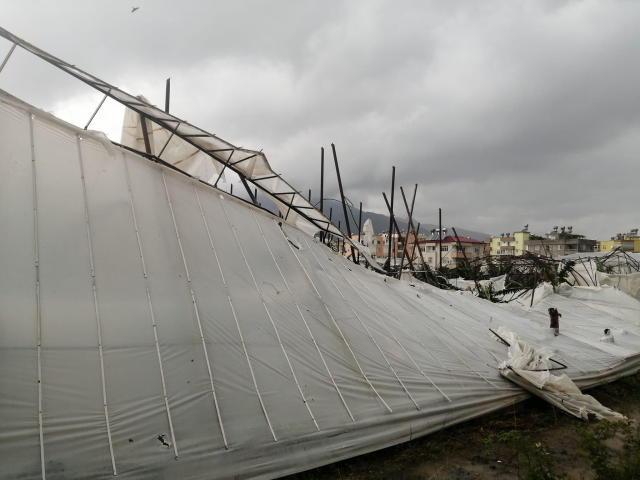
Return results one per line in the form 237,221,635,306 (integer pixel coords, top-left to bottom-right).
548,307,561,336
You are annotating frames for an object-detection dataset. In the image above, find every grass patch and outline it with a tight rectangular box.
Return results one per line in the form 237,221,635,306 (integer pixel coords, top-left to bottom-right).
575,420,640,479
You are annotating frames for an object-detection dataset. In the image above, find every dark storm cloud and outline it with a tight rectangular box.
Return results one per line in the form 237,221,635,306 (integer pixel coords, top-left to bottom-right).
1,0,638,239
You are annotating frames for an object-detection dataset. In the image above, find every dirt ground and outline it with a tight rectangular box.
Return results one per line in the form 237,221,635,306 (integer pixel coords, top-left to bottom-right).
281,373,640,479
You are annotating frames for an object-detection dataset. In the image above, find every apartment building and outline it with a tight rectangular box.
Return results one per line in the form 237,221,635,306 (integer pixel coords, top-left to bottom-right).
487,228,530,256
343,227,485,270
415,235,485,268
524,226,597,256
597,229,640,253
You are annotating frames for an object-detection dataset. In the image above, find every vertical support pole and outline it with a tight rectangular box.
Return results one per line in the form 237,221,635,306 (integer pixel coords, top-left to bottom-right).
399,185,428,273
76,137,117,475
382,193,416,272
439,207,442,269
452,227,481,293
165,78,171,113
0,43,16,75
29,115,47,480
308,189,311,202
230,184,233,195
356,201,363,263
327,207,332,245
387,166,395,273
320,147,325,243
410,223,423,271
139,114,152,155
331,144,356,263
397,185,417,279
530,271,537,308
358,202,363,243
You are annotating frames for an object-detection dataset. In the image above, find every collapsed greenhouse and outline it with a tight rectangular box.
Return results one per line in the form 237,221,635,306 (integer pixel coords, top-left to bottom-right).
1,26,640,480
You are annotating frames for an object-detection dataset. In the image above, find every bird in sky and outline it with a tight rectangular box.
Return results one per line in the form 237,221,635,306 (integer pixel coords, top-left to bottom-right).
131,7,139,13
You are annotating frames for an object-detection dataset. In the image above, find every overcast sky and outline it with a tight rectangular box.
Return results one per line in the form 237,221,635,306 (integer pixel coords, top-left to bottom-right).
1,0,638,239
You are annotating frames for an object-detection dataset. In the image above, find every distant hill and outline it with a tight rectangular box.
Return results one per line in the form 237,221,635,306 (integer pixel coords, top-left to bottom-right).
317,199,490,241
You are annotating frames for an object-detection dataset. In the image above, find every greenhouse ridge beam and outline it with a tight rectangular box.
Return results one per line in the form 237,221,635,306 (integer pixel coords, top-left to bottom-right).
0,25,344,240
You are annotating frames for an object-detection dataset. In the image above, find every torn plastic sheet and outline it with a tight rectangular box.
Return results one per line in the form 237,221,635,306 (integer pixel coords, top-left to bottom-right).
121,95,225,183
496,327,625,421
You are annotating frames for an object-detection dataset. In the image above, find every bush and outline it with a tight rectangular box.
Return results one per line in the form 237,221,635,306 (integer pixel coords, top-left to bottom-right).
482,429,566,479
576,420,640,479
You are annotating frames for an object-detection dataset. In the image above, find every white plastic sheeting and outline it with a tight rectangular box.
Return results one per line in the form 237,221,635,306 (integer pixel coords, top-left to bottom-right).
120,95,224,183
497,327,624,421
2,89,640,479
596,272,640,302
448,275,505,293
362,218,374,252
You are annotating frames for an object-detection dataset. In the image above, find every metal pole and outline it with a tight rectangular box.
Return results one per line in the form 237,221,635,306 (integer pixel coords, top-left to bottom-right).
139,114,152,154
308,189,311,202
439,208,442,269
157,121,181,159
403,198,428,274
410,222,422,270
320,147,324,243
165,78,170,113
358,201,363,243
382,193,415,272
213,151,235,188
397,185,417,279
240,177,258,205
230,184,233,195
327,207,332,245
84,92,109,130
331,144,357,263
387,166,395,273
0,43,16,75
399,186,424,274
452,227,481,293
320,148,324,214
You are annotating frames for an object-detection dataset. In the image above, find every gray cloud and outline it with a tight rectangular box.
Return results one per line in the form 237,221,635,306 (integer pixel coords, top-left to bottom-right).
1,0,638,240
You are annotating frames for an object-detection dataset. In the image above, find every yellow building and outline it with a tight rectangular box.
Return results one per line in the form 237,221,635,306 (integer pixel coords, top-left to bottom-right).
598,230,640,253
488,229,530,256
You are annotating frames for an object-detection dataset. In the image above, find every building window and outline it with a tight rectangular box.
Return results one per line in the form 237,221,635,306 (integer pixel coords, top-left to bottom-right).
535,245,540,251
441,246,448,252
474,247,479,253
558,245,563,250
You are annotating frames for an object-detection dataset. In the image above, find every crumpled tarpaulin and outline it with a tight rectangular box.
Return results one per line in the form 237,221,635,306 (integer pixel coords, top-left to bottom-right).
496,326,625,421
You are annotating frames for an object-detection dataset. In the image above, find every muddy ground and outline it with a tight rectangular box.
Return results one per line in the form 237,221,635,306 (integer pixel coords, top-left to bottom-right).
281,373,640,479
